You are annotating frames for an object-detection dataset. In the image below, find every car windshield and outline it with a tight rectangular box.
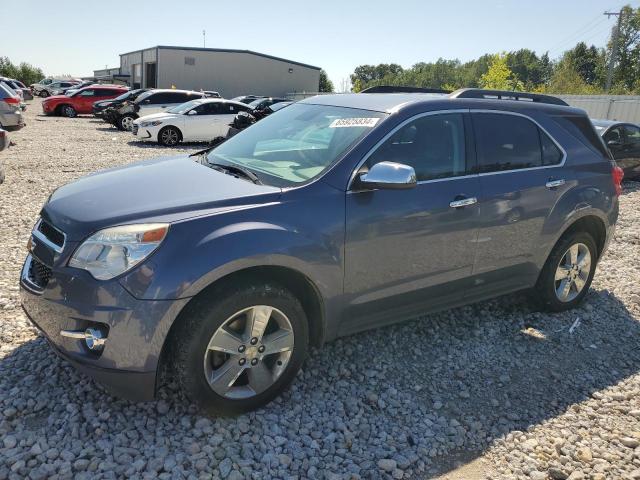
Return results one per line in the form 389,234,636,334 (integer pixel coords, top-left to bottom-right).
205,103,386,187
113,91,133,101
167,100,202,114
248,99,267,109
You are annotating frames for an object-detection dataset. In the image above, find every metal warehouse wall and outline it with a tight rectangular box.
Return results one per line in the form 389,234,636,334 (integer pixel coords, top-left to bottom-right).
120,49,157,87
557,95,640,123
157,49,320,98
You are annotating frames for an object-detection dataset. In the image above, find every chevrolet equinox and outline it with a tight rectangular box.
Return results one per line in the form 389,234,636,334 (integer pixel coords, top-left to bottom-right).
21,89,622,414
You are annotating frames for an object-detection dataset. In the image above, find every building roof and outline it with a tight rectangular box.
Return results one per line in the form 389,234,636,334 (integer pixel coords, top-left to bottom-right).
119,46,321,71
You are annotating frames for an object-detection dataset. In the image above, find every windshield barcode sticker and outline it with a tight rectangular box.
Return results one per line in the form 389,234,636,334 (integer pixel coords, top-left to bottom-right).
329,118,380,128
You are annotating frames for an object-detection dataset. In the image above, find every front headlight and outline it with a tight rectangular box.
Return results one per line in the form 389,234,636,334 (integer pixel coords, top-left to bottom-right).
69,224,169,280
140,120,163,127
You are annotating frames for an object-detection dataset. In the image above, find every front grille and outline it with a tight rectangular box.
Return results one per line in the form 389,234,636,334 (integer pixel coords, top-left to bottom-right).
28,257,52,289
132,124,139,135
37,220,65,249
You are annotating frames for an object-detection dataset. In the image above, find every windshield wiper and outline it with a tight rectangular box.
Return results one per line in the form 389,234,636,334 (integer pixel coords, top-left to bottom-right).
207,162,262,185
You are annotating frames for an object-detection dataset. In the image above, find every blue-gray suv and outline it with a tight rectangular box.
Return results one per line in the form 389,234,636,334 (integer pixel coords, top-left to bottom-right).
21,89,623,414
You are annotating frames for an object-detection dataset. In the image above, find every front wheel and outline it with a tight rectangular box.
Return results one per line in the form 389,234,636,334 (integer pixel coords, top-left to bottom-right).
117,114,136,131
158,126,181,146
171,283,309,415
39,90,49,98
61,105,77,118
534,231,598,312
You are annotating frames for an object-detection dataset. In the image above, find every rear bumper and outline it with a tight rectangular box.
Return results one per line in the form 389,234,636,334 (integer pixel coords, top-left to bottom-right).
0,111,24,128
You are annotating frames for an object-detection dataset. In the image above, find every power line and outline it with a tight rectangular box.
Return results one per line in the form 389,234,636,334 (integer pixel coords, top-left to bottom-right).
604,9,623,92
546,14,606,53
547,17,610,57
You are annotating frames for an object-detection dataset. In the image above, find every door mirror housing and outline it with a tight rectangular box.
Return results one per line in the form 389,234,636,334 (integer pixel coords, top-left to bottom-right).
187,109,198,115
357,161,417,190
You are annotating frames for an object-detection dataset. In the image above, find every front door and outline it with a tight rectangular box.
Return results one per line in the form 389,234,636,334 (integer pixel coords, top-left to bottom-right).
342,112,480,334
470,111,571,294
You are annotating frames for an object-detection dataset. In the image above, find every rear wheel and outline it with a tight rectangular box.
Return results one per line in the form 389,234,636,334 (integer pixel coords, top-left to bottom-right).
117,114,136,131
61,105,77,118
171,283,308,415
39,90,49,98
534,231,598,312
158,126,181,146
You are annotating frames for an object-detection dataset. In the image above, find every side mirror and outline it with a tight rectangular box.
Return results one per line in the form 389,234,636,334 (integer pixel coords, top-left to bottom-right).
357,161,417,190
607,139,622,147
187,109,198,115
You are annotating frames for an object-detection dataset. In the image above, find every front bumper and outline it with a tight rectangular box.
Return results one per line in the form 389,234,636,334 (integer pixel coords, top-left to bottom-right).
20,250,188,402
132,124,153,140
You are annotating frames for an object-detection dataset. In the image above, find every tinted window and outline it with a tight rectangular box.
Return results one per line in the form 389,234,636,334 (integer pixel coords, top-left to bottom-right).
540,130,563,166
197,102,222,115
220,103,243,114
367,113,467,181
79,89,95,96
553,114,610,158
624,125,640,144
473,113,542,172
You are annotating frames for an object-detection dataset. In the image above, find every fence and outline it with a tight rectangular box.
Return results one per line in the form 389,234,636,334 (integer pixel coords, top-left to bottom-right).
286,92,640,125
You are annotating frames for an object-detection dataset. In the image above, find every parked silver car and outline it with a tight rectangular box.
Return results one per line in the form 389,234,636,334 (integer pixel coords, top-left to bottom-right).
30,78,78,96
0,83,24,130
39,80,80,98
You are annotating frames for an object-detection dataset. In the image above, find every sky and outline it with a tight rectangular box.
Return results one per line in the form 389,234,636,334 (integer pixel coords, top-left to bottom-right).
4,0,637,90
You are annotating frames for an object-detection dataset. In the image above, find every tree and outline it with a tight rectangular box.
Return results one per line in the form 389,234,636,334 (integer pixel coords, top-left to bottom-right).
563,42,605,86
608,5,640,91
0,57,44,85
318,69,334,92
543,61,598,94
506,49,544,87
350,64,403,90
479,54,524,90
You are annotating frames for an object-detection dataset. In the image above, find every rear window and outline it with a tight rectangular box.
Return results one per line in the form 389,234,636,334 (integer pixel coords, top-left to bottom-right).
553,114,610,159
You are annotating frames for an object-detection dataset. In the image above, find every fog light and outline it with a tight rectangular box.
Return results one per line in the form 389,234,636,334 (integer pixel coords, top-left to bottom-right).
84,328,106,351
60,327,108,352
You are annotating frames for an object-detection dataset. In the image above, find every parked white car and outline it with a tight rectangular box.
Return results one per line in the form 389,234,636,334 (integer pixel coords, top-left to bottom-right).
132,99,251,146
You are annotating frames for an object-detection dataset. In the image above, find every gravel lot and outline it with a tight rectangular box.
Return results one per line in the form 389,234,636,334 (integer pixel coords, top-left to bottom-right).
1,99,640,480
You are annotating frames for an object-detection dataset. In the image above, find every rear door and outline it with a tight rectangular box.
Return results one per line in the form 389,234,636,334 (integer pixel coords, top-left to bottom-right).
621,125,640,178
342,111,481,333
470,111,569,295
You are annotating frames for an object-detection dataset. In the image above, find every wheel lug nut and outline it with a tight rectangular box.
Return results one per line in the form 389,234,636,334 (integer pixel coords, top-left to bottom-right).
251,358,258,366
250,337,258,345
239,358,246,366
238,345,246,353
258,345,265,353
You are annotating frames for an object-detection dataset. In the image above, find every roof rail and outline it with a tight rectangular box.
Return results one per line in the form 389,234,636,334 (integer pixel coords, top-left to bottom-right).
360,85,451,94
449,88,569,106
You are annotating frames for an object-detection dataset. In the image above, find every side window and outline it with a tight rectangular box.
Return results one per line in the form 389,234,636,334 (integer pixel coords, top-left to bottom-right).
150,93,179,104
540,130,563,166
624,125,640,145
79,89,95,97
220,103,241,114
198,103,221,115
366,113,467,181
473,113,543,172
604,127,623,145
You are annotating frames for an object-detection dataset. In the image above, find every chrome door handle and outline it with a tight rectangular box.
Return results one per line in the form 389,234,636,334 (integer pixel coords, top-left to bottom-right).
545,179,565,189
449,197,478,208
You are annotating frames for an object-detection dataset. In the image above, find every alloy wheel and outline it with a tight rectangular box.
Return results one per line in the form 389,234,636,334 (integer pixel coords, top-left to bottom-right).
203,305,294,399
554,242,591,302
121,116,134,131
161,128,179,146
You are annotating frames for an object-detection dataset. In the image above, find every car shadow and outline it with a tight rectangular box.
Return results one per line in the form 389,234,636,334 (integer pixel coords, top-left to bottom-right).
126,140,205,151
1,289,638,478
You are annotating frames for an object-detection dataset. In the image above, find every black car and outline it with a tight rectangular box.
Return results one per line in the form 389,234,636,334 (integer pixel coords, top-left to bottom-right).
93,88,149,117
246,97,290,111
230,95,264,104
593,119,640,179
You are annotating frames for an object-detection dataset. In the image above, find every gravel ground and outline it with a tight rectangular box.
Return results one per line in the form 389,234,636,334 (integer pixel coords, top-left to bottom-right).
1,100,640,480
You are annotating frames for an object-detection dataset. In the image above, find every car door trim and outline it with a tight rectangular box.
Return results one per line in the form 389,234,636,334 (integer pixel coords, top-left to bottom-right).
470,109,567,176
348,108,568,191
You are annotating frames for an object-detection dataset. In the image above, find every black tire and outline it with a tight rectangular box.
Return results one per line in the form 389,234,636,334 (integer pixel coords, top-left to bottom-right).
0,163,5,185
171,282,309,416
60,105,76,118
39,90,49,98
158,126,181,146
533,231,598,312
116,114,136,131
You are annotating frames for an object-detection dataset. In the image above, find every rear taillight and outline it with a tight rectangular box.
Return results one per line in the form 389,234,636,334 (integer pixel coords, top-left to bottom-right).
612,165,624,196
2,96,20,105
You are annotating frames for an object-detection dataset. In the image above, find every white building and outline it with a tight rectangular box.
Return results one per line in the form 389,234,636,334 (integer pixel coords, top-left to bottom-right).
94,46,321,98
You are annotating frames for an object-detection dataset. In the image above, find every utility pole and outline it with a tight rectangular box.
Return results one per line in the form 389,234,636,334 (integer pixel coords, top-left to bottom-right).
604,10,623,92
203,30,206,48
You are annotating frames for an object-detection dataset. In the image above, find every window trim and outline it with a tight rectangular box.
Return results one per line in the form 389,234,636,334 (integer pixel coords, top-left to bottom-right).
348,109,474,190
471,109,567,176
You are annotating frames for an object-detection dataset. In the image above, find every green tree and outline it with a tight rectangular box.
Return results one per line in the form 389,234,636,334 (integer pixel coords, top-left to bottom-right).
0,57,44,85
506,49,544,87
563,42,605,86
543,61,599,94
350,64,404,89
318,69,334,92
479,54,524,90
608,5,640,91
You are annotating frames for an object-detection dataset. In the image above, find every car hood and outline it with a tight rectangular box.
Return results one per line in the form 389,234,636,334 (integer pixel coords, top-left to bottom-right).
135,112,181,123
41,156,281,241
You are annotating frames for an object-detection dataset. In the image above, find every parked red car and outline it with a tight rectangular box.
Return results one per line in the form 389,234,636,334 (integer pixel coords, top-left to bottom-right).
42,85,129,117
